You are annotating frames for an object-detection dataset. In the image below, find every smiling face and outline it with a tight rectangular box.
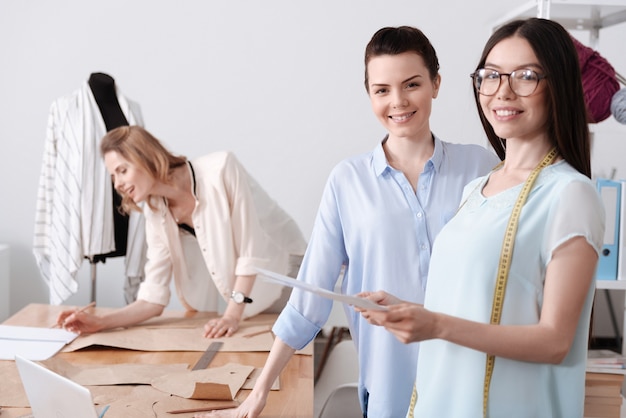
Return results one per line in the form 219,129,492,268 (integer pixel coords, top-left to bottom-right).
104,151,155,204
479,36,549,143
367,52,440,142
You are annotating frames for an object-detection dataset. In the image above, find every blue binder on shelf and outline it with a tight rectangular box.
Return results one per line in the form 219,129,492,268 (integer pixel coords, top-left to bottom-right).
596,179,621,280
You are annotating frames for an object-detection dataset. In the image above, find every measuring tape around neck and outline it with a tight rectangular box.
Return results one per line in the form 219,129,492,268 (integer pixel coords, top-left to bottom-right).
406,148,558,418
482,147,557,417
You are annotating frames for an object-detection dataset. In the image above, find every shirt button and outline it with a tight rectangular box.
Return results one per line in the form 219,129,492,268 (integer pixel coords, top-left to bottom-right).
416,212,423,218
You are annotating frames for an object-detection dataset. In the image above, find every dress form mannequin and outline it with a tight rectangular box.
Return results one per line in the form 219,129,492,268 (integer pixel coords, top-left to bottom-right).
88,72,129,261
35,72,147,305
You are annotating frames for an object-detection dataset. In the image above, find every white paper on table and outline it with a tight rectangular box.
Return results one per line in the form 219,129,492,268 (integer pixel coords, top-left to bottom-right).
254,267,388,311
0,325,78,360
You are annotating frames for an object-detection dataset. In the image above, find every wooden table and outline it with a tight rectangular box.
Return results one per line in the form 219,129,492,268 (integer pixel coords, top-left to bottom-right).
1,304,313,417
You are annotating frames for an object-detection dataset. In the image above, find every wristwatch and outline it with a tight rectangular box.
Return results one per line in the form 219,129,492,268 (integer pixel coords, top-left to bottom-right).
231,290,253,304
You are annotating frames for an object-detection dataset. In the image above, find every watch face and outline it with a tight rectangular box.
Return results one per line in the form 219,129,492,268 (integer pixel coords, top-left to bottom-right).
231,291,252,304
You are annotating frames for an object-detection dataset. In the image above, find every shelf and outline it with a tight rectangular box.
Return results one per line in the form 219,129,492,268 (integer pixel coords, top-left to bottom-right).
492,0,626,31
597,280,626,290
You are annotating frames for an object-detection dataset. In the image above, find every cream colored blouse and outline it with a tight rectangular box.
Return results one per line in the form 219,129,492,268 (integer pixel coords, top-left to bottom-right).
137,151,306,317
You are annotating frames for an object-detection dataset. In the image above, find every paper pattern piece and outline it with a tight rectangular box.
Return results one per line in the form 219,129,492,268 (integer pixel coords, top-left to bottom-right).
89,385,240,418
0,324,78,360
42,357,189,385
151,363,254,400
255,267,388,311
4,305,312,355
63,323,274,353
62,320,312,355
0,362,280,410
242,368,280,390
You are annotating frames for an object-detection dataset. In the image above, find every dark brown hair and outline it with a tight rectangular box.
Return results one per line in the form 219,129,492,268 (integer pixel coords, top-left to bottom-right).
473,18,590,177
364,26,440,92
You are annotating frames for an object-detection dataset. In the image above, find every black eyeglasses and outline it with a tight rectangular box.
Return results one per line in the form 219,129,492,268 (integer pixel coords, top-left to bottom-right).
470,68,547,97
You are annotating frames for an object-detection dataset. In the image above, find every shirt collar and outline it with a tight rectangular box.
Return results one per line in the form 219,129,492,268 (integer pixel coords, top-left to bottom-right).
372,133,443,176
159,160,198,215
372,138,389,177
429,134,444,173
186,160,198,198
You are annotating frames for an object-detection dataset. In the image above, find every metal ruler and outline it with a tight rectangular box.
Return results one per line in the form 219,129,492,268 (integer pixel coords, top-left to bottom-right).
192,341,223,370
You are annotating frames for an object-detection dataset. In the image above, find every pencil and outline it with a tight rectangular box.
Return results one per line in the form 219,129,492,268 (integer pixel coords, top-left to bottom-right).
242,328,272,338
74,301,97,314
167,403,239,414
50,301,96,328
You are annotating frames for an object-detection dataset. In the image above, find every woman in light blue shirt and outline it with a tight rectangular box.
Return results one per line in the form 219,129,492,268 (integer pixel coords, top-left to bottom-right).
359,19,605,418
196,26,498,418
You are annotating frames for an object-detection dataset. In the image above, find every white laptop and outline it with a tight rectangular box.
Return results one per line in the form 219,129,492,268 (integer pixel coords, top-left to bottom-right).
15,355,108,418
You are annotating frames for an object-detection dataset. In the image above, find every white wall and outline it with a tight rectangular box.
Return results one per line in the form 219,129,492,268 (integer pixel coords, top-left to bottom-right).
1,1,625,334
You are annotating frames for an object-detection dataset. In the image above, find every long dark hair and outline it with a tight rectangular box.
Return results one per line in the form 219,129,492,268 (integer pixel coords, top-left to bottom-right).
472,18,591,177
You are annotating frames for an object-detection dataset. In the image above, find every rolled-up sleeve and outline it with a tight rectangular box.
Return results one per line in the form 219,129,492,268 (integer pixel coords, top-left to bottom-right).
273,302,323,350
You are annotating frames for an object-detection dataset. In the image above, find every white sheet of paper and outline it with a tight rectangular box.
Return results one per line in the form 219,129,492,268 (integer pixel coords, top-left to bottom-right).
255,267,388,311
0,325,78,360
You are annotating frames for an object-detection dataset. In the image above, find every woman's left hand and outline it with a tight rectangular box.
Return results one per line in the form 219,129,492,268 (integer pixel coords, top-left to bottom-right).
356,290,403,308
203,315,240,338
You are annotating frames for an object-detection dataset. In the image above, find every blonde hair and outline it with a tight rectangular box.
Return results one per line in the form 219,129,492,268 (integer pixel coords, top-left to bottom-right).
100,125,187,213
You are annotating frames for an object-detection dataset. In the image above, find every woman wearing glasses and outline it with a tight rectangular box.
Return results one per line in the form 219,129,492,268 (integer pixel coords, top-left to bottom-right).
358,18,605,417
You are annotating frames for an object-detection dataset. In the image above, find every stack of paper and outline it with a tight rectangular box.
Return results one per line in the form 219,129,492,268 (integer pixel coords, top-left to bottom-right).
587,349,626,373
0,325,77,361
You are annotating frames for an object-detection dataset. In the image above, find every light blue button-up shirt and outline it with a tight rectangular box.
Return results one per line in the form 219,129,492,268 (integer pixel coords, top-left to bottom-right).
273,135,499,417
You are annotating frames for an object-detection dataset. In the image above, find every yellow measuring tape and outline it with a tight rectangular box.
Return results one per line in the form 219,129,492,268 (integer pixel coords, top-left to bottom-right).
407,148,557,418
483,147,557,417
